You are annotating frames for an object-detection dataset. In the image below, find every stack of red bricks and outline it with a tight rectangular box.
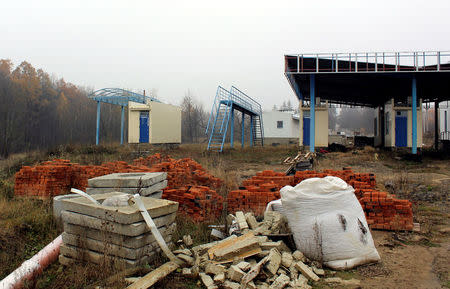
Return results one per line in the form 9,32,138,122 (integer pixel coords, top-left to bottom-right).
228,168,413,231
162,186,224,222
15,159,77,197
228,171,294,216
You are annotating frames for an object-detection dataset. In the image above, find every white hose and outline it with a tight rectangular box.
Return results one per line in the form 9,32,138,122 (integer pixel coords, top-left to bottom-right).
131,194,181,264
70,188,100,205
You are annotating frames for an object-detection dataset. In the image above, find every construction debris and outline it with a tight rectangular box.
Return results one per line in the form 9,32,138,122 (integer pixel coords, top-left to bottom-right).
135,211,337,289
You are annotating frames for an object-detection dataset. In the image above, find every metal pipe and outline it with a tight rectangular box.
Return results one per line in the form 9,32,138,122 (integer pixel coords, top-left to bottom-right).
310,75,315,152
412,76,417,154
241,112,245,148
0,235,63,289
96,101,100,145
120,106,125,145
250,116,253,147
230,108,234,148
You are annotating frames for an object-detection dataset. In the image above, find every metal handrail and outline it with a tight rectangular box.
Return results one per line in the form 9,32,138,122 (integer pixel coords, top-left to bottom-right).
285,51,450,73
441,131,450,140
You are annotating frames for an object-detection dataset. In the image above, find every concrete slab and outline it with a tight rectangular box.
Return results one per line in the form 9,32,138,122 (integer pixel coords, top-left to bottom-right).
60,192,178,224
63,222,176,249
88,172,167,188
61,210,176,236
60,244,157,267
85,180,167,196
62,232,172,259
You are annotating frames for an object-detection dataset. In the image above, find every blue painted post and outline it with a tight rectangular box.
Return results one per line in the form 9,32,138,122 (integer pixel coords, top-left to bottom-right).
230,108,234,148
310,75,315,152
241,113,245,148
120,106,125,145
250,116,254,147
412,75,417,154
96,101,100,145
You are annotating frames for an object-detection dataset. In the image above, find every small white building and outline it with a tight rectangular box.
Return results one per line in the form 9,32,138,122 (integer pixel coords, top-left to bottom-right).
262,110,299,145
374,98,422,148
128,101,181,144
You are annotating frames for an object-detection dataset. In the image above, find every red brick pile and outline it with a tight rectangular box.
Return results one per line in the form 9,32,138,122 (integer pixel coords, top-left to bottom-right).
163,186,224,222
228,168,413,231
228,171,294,216
14,154,224,222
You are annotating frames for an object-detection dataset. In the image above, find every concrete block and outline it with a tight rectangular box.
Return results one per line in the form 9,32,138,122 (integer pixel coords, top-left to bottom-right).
312,267,324,276
292,251,305,262
209,232,260,262
88,172,167,188
260,241,290,253
63,222,175,249
294,261,319,282
281,252,293,268
228,265,245,282
60,192,178,224
205,262,226,275
236,211,249,230
213,273,225,283
61,210,176,236
173,248,192,256
183,235,193,246
236,261,251,271
199,272,218,289
223,281,240,289
269,274,290,289
245,212,259,230
265,248,281,275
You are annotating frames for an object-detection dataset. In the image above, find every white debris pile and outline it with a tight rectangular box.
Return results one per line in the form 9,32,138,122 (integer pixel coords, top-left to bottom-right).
172,211,337,289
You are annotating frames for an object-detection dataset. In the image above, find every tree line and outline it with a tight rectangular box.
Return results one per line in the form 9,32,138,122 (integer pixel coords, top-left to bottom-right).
0,60,123,157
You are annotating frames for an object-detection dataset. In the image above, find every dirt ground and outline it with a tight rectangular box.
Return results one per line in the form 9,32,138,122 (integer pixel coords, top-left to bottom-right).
0,144,449,288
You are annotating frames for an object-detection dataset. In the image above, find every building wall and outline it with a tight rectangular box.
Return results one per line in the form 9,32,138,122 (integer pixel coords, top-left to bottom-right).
149,102,181,144
299,105,328,147
128,101,181,144
262,111,299,139
374,107,383,147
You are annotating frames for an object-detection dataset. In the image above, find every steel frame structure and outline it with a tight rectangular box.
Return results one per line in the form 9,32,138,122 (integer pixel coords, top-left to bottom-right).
205,86,264,152
88,88,160,145
284,50,450,154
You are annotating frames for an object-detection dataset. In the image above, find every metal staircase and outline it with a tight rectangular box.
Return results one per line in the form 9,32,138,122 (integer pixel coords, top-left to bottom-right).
206,86,263,152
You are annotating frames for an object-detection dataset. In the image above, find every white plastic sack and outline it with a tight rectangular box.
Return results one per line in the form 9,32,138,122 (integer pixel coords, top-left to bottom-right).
265,199,284,214
280,176,380,270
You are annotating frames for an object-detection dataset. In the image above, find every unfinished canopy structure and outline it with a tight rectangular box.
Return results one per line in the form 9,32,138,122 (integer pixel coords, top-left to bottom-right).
285,51,450,154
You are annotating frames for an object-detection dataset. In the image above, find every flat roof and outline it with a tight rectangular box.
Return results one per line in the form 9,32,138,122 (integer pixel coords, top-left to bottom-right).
285,51,450,107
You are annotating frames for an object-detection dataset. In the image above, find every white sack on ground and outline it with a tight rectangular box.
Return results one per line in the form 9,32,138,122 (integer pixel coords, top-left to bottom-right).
280,176,380,270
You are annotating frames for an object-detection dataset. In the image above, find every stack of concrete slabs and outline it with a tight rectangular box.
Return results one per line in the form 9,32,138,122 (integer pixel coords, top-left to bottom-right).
59,191,178,268
86,172,168,198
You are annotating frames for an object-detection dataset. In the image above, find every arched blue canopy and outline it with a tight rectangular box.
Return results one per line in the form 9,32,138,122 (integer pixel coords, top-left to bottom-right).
88,88,160,145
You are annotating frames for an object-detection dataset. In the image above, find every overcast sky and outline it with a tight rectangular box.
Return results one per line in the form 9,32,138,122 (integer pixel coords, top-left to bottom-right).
2,0,449,110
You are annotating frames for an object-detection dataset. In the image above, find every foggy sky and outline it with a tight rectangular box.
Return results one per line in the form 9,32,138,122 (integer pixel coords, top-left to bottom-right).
2,0,450,110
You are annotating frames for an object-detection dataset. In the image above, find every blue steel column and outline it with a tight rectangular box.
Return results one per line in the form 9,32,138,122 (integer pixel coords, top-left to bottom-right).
230,108,234,148
96,101,100,145
412,75,417,154
241,113,245,148
310,75,315,152
120,106,125,145
250,116,254,146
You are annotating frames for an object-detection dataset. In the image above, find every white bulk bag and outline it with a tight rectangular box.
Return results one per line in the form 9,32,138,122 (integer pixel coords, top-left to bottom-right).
280,176,380,270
